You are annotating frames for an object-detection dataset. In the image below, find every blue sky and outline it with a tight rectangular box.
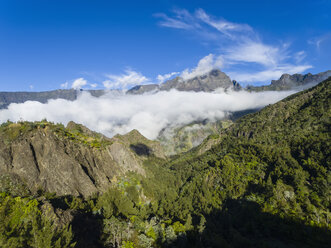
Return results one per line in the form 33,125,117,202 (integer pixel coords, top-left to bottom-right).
0,0,330,91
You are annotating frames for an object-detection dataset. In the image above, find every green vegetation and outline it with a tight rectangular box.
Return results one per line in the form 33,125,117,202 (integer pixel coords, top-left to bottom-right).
0,119,111,149
0,174,30,197
0,193,75,248
58,126,112,149
0,79,330,247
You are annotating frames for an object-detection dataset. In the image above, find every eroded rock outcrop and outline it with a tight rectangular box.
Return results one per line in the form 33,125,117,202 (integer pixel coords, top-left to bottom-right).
0,121,165,197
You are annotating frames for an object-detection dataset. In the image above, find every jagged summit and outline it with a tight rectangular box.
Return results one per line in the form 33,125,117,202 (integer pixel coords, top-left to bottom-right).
160,69,235,92
271,70,331,87
127,69,239,94
248,70,331,91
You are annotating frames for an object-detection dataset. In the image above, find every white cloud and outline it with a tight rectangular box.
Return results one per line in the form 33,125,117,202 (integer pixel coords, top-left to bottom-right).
294,51,306,63
156,9,312,84
180,54,223,80
157,72,179,83
308,37,324,51
195,8,253,38
72,78,87,89
60,82,69,89
62,80,97,90
219,41,313,83
156,8,253,39
103,69,149,89
0,89,295,140
155,9,200,30
308,33,331,52
228,65,313,83
155,13,193,29
223,41,282,67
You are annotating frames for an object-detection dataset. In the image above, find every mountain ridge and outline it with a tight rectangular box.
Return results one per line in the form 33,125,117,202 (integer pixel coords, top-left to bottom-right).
127,69,240,94
247,70,331,91
1,70,329,110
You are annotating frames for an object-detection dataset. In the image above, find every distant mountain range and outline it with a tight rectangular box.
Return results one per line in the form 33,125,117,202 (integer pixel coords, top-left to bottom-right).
1,70,330,109
0,89,107,109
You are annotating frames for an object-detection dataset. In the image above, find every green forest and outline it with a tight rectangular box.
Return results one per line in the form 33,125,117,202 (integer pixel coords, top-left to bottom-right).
0,79,330,247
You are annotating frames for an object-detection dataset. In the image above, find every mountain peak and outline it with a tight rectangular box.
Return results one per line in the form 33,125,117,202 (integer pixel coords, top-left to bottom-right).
127,69,238,94
247,70,331,92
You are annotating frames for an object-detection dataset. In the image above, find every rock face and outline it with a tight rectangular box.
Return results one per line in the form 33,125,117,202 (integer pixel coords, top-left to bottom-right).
127,69,238,94
161,69,234,92
248,70,331,91
0,121,165,197
127,84,159,95
271,71,331,87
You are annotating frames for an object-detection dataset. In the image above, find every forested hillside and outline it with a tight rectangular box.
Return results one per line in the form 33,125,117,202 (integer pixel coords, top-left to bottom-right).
0,79,330,248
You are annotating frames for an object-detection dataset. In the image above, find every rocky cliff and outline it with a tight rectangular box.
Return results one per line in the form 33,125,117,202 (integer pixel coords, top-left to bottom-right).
0,121,165,197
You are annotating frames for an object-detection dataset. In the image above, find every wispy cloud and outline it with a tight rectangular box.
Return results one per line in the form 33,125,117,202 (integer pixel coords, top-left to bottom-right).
156,9,312,84
228,65,312,83
223,41,283,67
308,33,331,51
71,78,88,89
195,9,253,39
294,51,306,64
154,13,192,29
154,9,200,30
308,38,324,51
102,69,149,90
60,82,69,89
157,72,179,83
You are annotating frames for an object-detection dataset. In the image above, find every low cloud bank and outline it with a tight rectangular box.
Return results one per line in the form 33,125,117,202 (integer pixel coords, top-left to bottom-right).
0,89,296,140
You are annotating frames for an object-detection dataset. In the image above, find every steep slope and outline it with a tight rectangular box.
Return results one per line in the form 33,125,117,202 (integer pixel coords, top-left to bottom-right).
127,78,329,247
195,76,330,152
0,121,165,197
